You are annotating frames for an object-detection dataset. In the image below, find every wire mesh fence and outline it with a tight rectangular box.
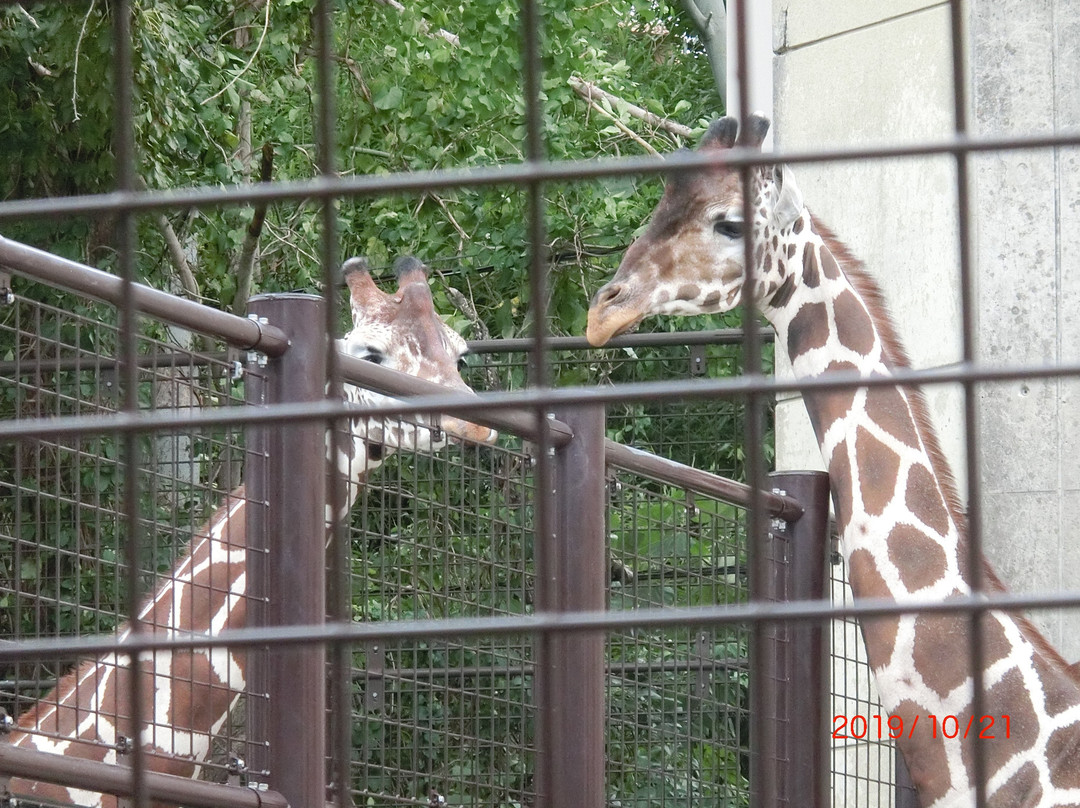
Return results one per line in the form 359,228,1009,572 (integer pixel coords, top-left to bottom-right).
3,1,1075,807
1,285,785,807
0,286,259,785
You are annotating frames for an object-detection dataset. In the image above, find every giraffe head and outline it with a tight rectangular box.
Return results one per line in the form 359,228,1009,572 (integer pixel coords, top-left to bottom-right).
586,114,806,346
338,256,496,466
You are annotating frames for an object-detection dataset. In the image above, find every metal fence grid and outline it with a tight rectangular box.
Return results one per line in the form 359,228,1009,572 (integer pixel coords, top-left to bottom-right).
0,287,258,783
829,550,894,807
343,341,757,807
2,0,1078,807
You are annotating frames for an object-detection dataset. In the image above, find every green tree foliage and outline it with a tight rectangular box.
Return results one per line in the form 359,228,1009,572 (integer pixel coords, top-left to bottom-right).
1,2,766,805
1,0,724,330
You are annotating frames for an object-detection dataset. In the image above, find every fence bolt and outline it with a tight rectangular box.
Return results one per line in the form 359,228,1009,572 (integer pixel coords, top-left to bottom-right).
115,735,132,756
0,709,12,734
227,754,247,786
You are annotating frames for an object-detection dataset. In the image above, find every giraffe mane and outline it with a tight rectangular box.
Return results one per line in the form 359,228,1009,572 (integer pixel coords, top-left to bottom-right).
812,217,1075,676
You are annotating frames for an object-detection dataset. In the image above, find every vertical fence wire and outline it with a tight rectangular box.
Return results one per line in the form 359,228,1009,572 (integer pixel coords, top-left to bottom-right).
2,2,1077,807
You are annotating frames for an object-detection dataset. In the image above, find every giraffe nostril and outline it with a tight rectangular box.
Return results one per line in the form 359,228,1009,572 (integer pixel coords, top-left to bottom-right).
596,284,623,306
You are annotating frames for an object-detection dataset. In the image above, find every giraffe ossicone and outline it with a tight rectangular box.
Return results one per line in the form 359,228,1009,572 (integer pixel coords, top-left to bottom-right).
8,256,495,808
588,115,1080,808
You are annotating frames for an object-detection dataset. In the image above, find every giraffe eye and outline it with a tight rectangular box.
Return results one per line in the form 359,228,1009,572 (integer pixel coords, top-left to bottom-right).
355,346,384,364
713,217,744,239
457,352,471,372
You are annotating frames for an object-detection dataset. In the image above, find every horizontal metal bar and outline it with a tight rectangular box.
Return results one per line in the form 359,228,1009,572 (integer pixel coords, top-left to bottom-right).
2,356,1079,443
0,235,289,357
356,657,748,684
2,130,1080,223
467,328,772,354
605,439,802,521
5,587,1080,664
0,744,288,808
337,352,574,446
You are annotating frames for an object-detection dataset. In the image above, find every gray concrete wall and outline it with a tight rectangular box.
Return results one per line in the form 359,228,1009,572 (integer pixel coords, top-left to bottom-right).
773,0,1080,654
769,0,1080,799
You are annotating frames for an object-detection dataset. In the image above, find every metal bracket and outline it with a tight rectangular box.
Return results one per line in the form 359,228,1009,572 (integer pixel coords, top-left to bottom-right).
691,630,713,699
115,734,133,757
227,754,247,786
769,488,791,539
362,641,386,713
245,314,269,368
689,344,707,377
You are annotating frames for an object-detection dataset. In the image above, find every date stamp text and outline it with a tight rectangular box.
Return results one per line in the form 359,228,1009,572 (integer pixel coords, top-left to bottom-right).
833,714,1011,740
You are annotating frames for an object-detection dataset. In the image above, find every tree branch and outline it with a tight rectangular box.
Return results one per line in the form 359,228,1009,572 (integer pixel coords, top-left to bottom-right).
231,142,274,316
138,177,200,301
373,0,459,47
567,77,693,141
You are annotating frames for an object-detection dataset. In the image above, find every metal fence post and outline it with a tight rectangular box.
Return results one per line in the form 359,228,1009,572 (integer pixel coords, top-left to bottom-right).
245,293,327,808
896,749,922,808
536,405,606,808
756,470,831,808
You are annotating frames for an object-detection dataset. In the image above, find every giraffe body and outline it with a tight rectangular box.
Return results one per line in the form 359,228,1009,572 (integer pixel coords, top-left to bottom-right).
586,116,1080,807
8,258,494,807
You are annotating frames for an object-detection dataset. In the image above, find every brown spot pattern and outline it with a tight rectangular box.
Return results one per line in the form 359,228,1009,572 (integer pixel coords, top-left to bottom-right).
905,464,951,537
676,283,700,301
829,444,854,535
702,291,722,308
1047,724,1080,787
1035,653,1080,716
912,613,972,698
886,524,948,592
894,699,952,805
988,761,1041,807
802,248,821,288
855,426,901,516
787,301,830,357
820,247,842,279
959,668,1040,789
848,548,899,666
866,387,920,449
833,290,876,356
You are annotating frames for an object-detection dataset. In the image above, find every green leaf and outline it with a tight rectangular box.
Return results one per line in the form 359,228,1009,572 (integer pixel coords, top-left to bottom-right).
373,86,403,110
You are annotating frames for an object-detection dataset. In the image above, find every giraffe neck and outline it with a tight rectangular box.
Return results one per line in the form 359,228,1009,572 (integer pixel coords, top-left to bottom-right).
764,213,1080,808
9,428,383,808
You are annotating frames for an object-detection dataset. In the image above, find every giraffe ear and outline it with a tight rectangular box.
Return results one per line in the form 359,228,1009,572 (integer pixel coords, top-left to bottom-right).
699,117,738,150
343,257,385,305
737,113,770,149
393,255,430,289
771,165,804,231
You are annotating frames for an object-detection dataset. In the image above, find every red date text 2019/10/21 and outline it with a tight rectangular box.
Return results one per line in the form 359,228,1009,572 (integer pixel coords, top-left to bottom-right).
833,714,1011,741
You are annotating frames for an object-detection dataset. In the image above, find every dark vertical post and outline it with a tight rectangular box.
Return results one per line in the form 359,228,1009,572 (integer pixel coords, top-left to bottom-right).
245,293,327,808
244,338,270,782
895,751,922,808
756,470,830,808
535,405,606,808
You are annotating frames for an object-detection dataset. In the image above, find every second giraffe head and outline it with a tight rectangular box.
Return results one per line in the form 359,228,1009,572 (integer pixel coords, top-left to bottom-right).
586,114,807,346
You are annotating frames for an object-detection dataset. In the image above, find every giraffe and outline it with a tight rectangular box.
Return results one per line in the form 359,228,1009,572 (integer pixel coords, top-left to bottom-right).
585,115,1080,807
6,256,496,808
